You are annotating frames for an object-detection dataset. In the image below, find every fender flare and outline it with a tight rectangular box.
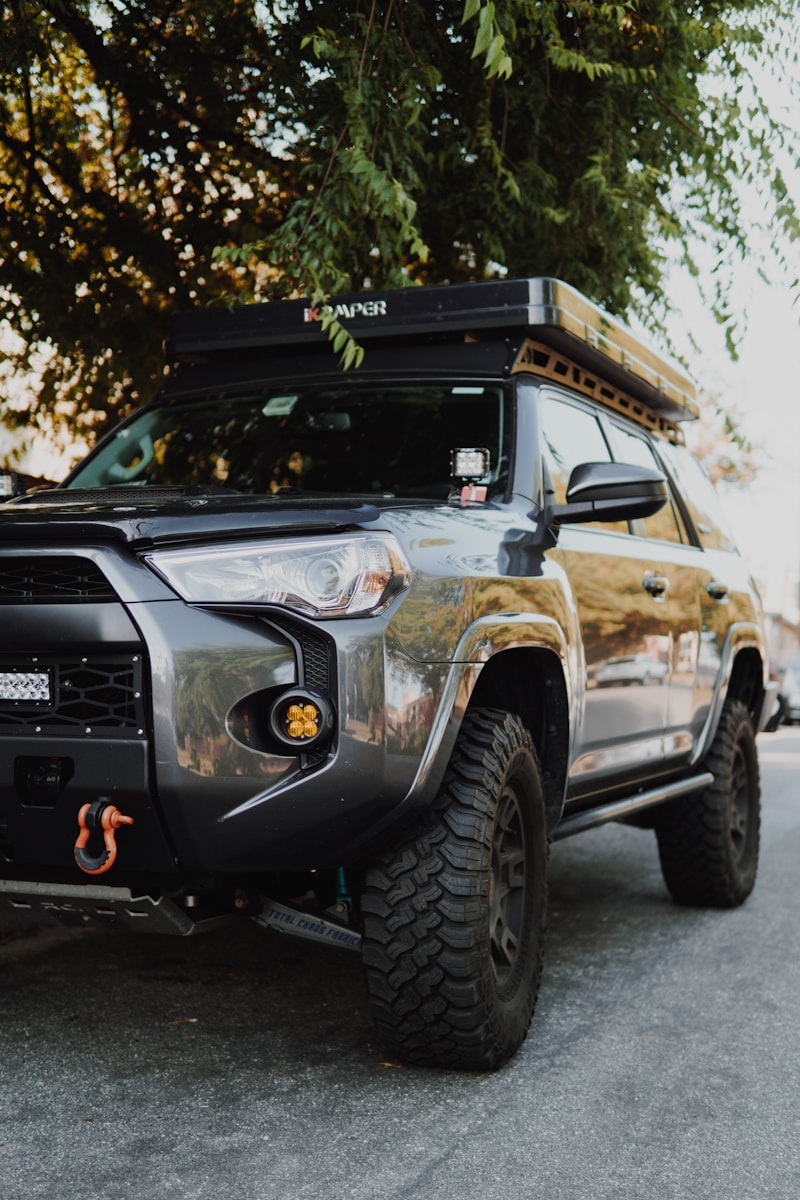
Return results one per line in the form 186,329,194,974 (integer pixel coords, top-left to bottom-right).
689,622,767,765
403,613,574,806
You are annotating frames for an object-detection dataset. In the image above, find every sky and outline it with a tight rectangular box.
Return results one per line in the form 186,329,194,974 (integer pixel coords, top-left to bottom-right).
660,34,800,624
665,267,800,621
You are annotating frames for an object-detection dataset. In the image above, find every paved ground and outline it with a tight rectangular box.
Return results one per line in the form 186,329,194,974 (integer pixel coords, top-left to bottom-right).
1,727,798,1200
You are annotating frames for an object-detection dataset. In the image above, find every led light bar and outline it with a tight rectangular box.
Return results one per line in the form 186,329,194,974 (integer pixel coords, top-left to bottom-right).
0,670,52,703
451,447,491,482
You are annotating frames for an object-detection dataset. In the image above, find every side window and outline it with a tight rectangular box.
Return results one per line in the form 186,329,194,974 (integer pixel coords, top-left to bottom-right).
540,394,627,533
609,425,685,544
657,441,738,552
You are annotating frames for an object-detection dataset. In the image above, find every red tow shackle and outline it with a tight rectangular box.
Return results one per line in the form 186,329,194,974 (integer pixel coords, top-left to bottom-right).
74,799,134,876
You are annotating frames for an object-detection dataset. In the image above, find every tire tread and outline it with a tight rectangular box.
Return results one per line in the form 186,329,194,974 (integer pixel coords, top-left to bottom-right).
361,708,548,1070
655,698,760,907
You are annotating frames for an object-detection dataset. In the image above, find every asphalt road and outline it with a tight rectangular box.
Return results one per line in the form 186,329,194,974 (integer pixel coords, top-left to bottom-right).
1,728,799,1200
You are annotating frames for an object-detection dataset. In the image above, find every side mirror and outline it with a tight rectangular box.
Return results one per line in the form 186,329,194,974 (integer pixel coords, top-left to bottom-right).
549,461,668,525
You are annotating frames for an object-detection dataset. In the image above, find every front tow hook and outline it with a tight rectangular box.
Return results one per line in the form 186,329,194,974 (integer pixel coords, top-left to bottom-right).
74,799,134,876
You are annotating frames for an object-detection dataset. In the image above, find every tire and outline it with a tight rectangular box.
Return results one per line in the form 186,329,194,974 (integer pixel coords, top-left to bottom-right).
655,698,760,907
360,708,548,1071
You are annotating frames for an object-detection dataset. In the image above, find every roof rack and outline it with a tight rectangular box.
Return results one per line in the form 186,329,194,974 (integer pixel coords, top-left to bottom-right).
512,340,686,441
167,278,697,423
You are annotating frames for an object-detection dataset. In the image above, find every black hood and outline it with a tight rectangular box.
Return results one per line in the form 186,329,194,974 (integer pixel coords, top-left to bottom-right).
0,487,382,548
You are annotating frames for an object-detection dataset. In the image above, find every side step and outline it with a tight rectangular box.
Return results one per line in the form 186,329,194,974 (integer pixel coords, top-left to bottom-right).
552,772,714,841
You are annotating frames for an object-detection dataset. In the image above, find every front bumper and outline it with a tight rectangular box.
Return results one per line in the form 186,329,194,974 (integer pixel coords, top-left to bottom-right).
0,547,443,881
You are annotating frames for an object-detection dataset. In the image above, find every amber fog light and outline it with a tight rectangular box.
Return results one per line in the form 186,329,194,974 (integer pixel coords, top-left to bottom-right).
268,689,334,750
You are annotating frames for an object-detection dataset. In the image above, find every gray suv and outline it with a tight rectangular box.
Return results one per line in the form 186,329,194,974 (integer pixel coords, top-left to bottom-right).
0,278,775,1070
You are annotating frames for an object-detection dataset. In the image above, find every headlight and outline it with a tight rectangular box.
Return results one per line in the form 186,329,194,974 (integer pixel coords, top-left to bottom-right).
145,534,411,618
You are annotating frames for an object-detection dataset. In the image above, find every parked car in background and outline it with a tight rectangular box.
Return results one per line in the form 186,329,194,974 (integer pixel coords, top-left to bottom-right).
781,662,800,724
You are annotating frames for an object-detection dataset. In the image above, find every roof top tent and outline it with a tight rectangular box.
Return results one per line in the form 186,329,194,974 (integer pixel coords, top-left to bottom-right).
166,277,697,427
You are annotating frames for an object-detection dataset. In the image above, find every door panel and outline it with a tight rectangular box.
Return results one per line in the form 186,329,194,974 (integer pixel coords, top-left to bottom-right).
558,526,672,783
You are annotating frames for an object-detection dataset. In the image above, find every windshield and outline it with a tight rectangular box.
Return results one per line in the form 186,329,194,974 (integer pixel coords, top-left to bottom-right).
67,382,511,500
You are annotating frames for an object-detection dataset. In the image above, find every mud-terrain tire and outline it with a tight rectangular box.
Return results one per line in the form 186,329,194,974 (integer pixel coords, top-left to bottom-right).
360,708,548,1071
655,698,760,907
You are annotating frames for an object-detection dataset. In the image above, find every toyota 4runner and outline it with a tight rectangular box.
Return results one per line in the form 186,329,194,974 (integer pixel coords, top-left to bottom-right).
0,278,776,1070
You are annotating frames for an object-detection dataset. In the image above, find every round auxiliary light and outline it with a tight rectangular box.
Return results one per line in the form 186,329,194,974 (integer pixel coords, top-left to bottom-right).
269,689,334,751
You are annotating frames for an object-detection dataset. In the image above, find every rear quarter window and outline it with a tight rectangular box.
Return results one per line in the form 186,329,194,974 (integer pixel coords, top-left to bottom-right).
655,441,738,553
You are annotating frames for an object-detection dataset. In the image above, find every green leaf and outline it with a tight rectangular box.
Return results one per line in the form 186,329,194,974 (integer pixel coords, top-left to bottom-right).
2,0,798,446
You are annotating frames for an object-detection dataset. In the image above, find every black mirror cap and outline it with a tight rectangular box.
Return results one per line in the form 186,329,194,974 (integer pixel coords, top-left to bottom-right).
550,461,668,525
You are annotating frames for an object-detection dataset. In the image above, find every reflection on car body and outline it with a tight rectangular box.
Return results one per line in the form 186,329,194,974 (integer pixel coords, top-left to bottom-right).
594,654,669,687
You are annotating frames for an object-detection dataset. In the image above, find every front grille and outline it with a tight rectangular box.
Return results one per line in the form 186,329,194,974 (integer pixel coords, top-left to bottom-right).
0,654,147,738
0,557,116,602
296,627,332,693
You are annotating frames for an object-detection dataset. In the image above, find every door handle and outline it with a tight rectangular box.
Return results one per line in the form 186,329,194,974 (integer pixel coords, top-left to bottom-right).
705,581,730,601
643,571,669,599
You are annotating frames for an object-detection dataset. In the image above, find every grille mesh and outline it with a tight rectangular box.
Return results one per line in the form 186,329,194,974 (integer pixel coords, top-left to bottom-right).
296,628,332,692
13,487,190,505
0,557,116,602
0,655,146,738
